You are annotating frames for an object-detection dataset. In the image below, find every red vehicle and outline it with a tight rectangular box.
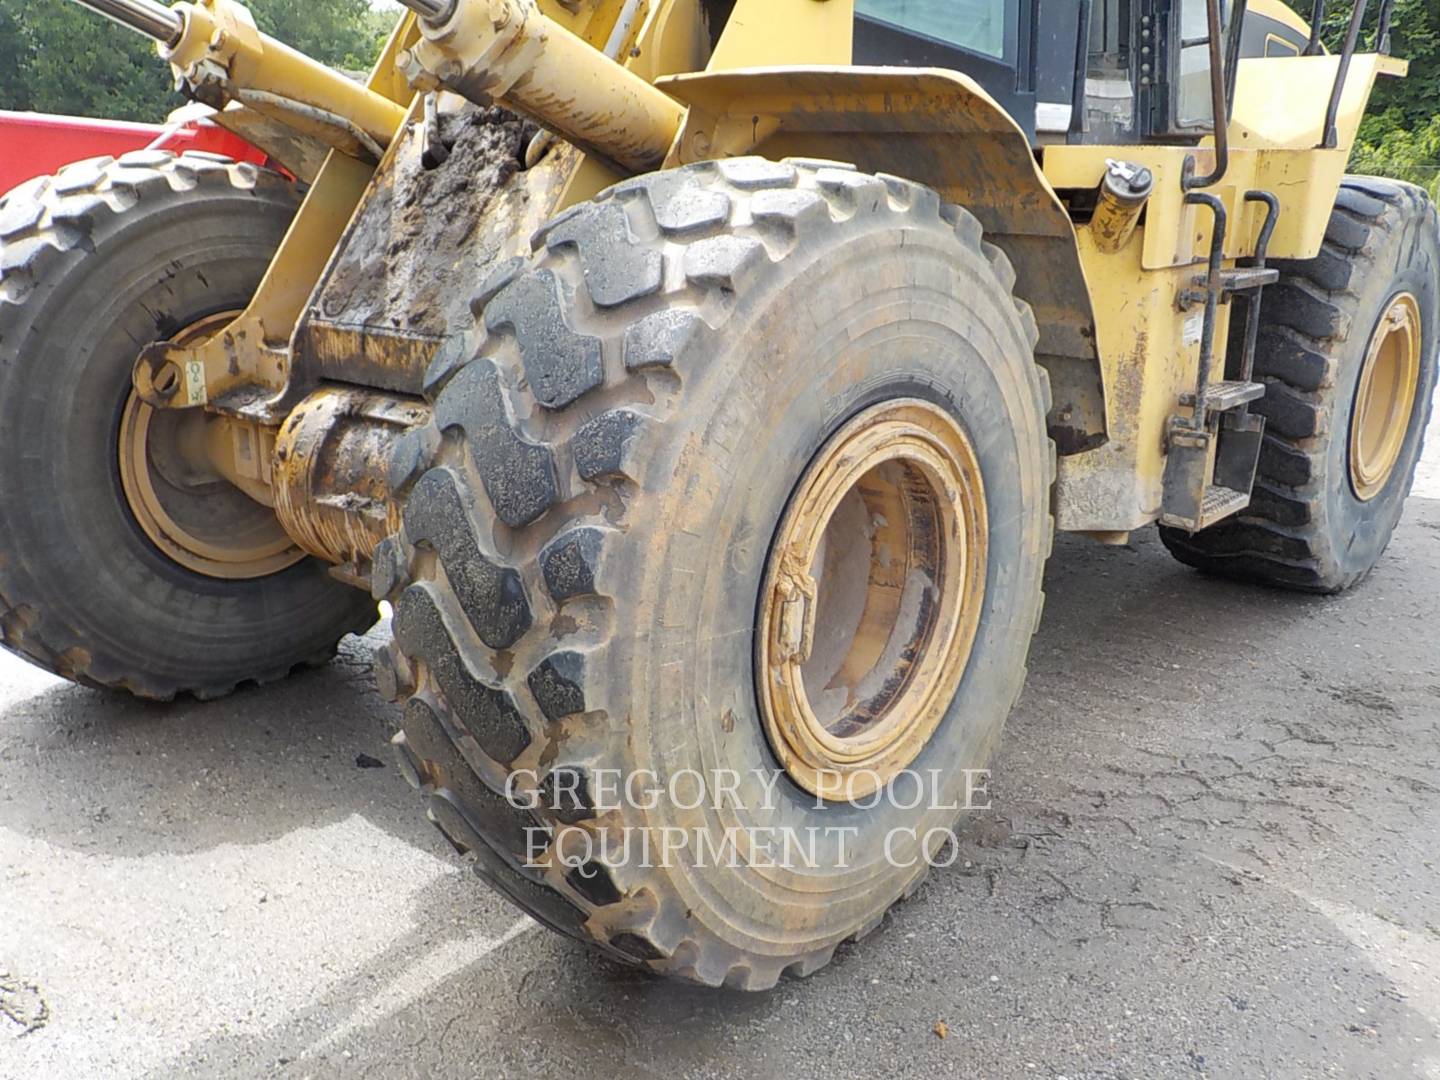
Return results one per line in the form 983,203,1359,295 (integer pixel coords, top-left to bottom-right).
0,108,266,195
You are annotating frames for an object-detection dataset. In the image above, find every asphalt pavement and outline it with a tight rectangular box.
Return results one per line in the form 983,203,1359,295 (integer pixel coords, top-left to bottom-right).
2,412,1438,1080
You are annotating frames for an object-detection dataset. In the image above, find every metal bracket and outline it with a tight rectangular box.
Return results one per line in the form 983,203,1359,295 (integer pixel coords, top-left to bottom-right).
771,553,817,666
1180,0,1232,191
130,149,379,422
129,16,420,423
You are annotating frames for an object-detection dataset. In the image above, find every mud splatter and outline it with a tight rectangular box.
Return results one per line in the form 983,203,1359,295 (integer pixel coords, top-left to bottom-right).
0,972,49,1037
319,104,537,339
1329,685,1399,716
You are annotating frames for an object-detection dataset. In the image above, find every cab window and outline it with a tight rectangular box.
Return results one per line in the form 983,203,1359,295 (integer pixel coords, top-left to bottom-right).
1265,34,1300,58
854,0,1008,60
1177,0,1217,126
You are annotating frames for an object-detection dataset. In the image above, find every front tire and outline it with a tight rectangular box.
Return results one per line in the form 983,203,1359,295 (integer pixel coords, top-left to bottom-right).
377,159,1053,987
0,152,378,699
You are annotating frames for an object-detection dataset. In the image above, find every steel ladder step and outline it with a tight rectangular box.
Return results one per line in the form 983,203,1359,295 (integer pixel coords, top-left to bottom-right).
1196,485,1251,530
1219,266,1280,294
1180,380,1266,413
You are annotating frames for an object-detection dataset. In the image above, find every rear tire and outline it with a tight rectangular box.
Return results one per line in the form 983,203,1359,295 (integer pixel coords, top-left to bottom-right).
0,152,378,699
376,159,1053,987
1161,178,1440,593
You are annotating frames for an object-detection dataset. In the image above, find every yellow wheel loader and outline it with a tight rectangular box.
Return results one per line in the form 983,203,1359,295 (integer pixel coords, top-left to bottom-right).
0,0,1433,987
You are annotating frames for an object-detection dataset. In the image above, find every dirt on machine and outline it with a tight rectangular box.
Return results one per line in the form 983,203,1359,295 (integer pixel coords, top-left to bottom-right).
324,104,536,341
0,0,1434,988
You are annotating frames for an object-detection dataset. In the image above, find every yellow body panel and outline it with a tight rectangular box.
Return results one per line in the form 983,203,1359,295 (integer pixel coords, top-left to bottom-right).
1048,213,1238,531
647,0,1400,532
1040,50,1401,530
660,65,1105,455
132,0,1402,536
561,0,858,204
146,0,647,418
662,66,1071,240
137,10,421,419
707,0,855,70
1045,55,1401,270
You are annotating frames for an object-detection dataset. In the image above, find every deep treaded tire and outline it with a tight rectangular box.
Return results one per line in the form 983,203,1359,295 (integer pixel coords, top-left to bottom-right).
1161,177,1440,593
378,158,1053,988
0,152,378,699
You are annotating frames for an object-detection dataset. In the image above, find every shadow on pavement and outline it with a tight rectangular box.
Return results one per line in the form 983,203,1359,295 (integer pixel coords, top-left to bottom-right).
0,626,425,858
5,505,1440,1078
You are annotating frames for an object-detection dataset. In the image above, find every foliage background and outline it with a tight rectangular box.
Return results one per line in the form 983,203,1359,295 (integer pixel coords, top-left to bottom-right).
0,1,1435,194
1323,0,1440,197
0,0,397,122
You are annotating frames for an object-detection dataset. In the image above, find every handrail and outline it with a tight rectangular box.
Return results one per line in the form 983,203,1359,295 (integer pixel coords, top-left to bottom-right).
1322,0,1369,149
1182,0,1230,189
1223,0,1250,123
1376,0,1395,55
1305,0,1328,57
1235,192,1281,388
1306,0,1394,57
1182,190,1228,426
1066,0,1092,143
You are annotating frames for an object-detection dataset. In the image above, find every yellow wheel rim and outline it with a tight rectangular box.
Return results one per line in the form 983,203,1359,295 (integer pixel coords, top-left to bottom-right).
757,400,988,802
1350,292,1422,502
118,312,304,580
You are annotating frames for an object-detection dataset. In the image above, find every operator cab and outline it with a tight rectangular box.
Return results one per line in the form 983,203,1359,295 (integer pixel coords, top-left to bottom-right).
852,1,1311,146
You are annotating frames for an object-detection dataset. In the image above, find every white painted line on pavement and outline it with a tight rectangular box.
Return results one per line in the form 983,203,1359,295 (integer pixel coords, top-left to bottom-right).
300,916,537,1060
1414,382,1440,499
1199,854,1440,1079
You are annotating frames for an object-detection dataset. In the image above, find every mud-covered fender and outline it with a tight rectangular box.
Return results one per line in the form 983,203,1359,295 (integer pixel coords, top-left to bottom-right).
659,66,1107,453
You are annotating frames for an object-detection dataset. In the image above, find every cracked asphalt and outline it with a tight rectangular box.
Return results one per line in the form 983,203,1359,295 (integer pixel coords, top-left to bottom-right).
2,417,1438,1079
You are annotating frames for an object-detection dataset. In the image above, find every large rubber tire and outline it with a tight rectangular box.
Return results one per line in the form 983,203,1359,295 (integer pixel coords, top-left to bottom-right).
374,159,1054,988
1161,178,1440,593
0,151,378,699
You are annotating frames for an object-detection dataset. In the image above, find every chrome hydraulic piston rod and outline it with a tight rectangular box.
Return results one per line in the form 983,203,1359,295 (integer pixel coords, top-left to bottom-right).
396,0,456,20
69,0,182,44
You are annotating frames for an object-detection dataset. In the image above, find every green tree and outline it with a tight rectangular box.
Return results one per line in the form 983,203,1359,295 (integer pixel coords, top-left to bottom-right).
1348,110,1440,198
1320,0,1440,197
0,6,34,112
1321,0,1439,132
244,0,397,74
0,1,178,122
0,0,397,123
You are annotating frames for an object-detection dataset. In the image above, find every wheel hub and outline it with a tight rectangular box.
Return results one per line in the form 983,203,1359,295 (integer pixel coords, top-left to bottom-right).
118,312,304,580
1350,292,1422,502
757,400,988,801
